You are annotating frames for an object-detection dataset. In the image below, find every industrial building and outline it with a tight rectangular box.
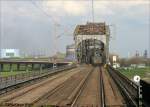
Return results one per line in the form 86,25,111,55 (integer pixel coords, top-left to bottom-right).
66,44,75,60
0,49,20,58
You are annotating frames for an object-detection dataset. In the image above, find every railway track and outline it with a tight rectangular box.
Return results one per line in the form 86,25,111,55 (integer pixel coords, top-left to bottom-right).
70,66,125,107
100,67,105,107
34,65,93,106
108,66,140,107
0,67,81,106
71,67,101,107
102,67,125,106
0,65,139,107
0,65,75,95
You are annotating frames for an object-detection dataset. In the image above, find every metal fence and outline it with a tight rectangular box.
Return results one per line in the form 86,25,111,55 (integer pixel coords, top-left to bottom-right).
108,66,139,107
0,65,76,90
140,80,150,107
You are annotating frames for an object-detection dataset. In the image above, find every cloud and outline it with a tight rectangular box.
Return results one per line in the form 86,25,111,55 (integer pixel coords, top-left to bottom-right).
63,1,87,15
42,0,88,16
1,0,149,57
41,0,149,18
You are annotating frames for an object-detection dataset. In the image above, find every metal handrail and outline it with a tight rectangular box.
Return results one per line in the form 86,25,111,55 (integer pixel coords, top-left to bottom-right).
0,65,76,91
108,66,139,107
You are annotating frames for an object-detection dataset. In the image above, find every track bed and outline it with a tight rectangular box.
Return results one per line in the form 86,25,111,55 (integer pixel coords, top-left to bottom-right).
0,65,128,107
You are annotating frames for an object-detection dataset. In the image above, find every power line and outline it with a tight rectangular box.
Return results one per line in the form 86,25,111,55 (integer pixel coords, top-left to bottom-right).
30,0,59,25
30,0,74,35
30,0,74,53
30,0,75,29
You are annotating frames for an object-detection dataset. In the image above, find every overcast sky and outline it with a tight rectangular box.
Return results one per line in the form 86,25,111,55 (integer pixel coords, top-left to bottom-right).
0,0,150,57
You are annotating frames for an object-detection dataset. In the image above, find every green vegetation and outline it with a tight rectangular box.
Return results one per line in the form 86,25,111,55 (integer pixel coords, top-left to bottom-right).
1,64,33,72
0,64,41,77
1,63,43,72
0,71,31,77
2,64,19,71
118,67,150,79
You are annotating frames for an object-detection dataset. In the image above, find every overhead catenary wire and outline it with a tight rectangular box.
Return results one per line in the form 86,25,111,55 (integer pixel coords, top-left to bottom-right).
30,0,74,54
30,0,74,37
30,0,74,32
30,0,59,25
30,0,60,54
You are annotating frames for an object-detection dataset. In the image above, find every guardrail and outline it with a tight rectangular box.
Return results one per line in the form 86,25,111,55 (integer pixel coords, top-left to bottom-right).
108,66,139,107
0,65,76,94
140,80,150,107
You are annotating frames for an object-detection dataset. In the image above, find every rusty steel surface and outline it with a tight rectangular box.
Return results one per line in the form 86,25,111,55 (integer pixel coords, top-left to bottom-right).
74,22,106,35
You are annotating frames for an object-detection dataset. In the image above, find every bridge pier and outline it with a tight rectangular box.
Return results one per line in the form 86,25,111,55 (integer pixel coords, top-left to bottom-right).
42,64,46,69
25,64,29,71
10,64,13,72
40,64,43,71
0,64,4,72
47,64,51,69
31,64,34,71
17,64,20,71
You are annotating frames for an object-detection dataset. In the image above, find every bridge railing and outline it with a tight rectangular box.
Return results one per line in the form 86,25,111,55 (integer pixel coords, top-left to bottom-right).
0,65,76,91
108,66,139,107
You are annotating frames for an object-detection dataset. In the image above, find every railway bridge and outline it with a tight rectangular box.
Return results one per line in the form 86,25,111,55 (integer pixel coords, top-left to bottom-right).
74,22,110,64
0,22,149,107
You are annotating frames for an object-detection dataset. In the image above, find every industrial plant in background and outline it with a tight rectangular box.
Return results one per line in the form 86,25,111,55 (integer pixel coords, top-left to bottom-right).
74,22,110,65
0,49,20,58
65,44,75,61
119,50,150,68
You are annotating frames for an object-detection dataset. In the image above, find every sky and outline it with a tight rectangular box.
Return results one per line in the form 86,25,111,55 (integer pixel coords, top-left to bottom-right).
0,0,150,57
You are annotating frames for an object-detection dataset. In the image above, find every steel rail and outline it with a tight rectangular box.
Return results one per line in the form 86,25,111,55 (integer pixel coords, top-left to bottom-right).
108,66,139,107
70,67,94,107
31,68,82,105
1,68,75,104
0,65,76,95
100,67,105,107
